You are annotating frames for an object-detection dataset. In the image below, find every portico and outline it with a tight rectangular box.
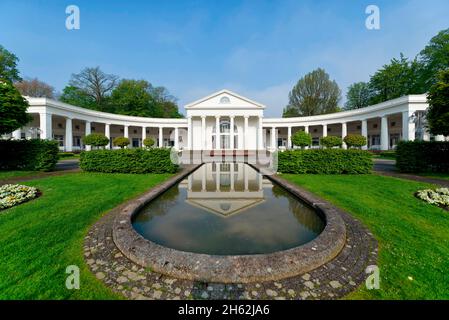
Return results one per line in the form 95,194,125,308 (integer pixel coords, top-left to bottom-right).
2,90,444,152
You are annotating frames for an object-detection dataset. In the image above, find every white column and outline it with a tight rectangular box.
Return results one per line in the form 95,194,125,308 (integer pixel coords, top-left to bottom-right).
258,117,263,150
322,124,327,138
65,118,73,152
304,125,309,149
105,123,111,149
187,117,192,150
174,127,179,150
85,121,91,151
39,113,52,140
199,165,206,192
381,116,389,151
12,128,21,140
159,127,163,148
341,122,347,149
230,116,235,150
141,126,146,147
244,116,249,150
215,116,220,150
271,127,276,150
216,164,220,191
361,120,368,150
188,175,192,191
201,116,206,150
123,125,129,148
287,126,292,149
402,111,415,141
244,165,249,191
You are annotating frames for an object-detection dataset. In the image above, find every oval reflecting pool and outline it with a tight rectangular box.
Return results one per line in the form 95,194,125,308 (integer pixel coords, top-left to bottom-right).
132,163,325,255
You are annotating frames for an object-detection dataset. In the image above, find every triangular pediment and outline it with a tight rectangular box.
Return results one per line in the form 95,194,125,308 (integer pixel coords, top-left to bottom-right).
185,89,265,109
186,198,265,217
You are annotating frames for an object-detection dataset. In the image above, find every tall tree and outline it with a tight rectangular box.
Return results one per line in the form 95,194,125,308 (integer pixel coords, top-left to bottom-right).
426,69,449,136
368,54,425,104
283,68,341,117
344,82,373,110
110,79,182,118
68,67,118,111
419,28,449,88
15,77,55,98
111,79,154,117
59,85,97,109
0,80,31,135
0,45,21,83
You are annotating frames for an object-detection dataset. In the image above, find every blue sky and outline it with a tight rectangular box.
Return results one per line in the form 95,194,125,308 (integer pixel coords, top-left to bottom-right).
1,0,448,116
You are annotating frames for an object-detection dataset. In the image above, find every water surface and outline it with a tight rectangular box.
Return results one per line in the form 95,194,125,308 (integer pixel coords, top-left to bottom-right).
133,163,324,255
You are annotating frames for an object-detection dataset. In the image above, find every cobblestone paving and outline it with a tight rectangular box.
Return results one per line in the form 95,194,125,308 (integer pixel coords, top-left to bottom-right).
85,206,377,300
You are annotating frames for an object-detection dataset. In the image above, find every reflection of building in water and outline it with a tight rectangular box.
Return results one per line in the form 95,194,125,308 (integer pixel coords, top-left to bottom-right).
279,185,324,233
179,163,271,216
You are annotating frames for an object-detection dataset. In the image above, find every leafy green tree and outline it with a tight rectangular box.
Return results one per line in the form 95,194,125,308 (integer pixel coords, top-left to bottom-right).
83,133,109,149
110,79,182,118
283,68,341,117
0,80,31,135
426,69,449,136
291,130,312,149
419,28,449,88
143,137,155,148
113,137,130,148
344,134,367,148
59,85,97,109
320,136,342,148
344,82,373,110
0,45,21,83
368,54,425,104
111,79,154,117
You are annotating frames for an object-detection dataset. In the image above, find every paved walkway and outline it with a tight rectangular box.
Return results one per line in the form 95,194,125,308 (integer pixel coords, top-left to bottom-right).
0,159,80,185
373,158,449,187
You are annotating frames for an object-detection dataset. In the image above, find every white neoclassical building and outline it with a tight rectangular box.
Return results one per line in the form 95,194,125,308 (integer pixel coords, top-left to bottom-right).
5,89,446,152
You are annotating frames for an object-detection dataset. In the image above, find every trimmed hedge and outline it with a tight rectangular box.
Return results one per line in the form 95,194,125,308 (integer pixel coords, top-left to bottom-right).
80,148,178,174
0,139,59,171
278,149,372,174
396,141,449,173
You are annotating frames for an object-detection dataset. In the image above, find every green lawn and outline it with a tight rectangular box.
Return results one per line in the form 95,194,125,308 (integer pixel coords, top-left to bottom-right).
0,170,40,180
0,172,172,299
282,173,449,299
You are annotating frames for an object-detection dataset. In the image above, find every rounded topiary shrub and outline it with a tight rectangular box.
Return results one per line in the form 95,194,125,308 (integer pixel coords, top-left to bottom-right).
83,133,109,149
113,137,130,149
143,137,155,148
344,134,367,148
320,136,342,148
291,130,312,149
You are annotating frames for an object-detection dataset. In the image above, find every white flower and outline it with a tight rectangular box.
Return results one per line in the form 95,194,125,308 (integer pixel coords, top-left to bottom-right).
416,188,449,208
0,184,38,210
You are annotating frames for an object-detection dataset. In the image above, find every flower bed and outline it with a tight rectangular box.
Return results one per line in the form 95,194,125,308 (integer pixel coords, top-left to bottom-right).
0,184,39,210
415,188,449,210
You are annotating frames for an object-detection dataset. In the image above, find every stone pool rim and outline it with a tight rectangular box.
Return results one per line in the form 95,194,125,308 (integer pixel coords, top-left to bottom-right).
112,163,347,284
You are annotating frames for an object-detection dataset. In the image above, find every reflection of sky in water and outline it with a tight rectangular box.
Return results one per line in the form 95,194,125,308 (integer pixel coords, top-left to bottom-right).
133,163,325,255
